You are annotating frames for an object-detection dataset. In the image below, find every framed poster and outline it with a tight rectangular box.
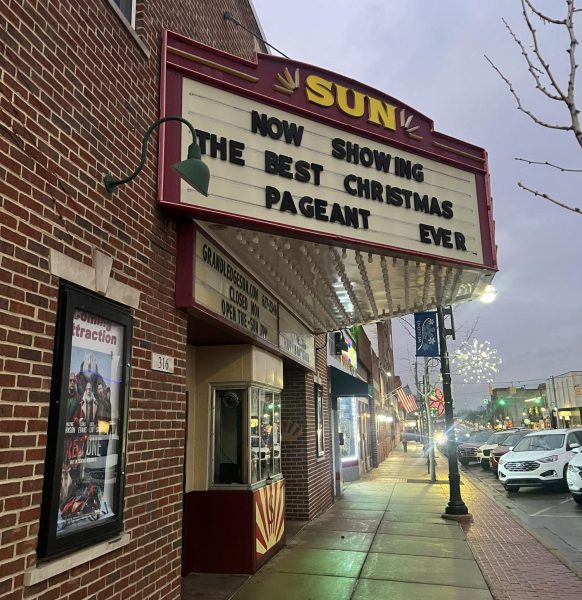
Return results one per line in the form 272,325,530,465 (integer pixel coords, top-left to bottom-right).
38,283,132,558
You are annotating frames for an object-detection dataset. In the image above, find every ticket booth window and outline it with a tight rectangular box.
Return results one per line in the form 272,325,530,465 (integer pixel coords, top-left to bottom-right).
212,386,281,487
250,388,281,484
213,389,245,484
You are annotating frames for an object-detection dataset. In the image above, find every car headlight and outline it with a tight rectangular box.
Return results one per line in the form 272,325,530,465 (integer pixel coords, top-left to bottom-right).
568,464,582,473
499,458,506,464
538,455,558,463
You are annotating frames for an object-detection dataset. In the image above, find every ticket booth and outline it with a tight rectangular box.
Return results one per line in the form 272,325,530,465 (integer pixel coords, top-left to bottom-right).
182,344,285,574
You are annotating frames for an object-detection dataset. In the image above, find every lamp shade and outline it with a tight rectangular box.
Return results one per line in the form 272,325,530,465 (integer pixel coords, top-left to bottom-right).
171,142,210,196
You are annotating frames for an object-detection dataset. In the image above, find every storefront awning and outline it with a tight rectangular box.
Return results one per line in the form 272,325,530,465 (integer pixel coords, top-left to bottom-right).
329,366,371,398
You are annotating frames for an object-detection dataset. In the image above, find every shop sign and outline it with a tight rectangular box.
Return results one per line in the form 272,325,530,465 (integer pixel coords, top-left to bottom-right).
160,33,496,271
195,232,278,346
278,307,315,369
38,283,132,558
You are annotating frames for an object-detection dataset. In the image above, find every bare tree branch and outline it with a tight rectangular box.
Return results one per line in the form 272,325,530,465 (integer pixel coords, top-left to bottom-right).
520,0,568,103
518,181,582,213
515,157,582,171
524,0,567,25
502,17,561,101
565,0,581,147
485,55,572,131
489,1,582,214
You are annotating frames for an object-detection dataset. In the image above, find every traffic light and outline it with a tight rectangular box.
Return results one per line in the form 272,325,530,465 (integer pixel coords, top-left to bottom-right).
498,399,506,406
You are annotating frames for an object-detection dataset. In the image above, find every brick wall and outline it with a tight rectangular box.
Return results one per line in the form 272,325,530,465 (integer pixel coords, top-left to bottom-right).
0,1,263,599
281,334,333,521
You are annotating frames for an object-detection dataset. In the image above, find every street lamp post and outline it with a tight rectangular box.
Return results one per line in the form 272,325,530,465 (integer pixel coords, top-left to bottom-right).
437,306,471,520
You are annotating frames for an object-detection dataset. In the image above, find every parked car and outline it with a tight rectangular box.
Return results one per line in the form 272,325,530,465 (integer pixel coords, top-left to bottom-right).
437,427,470,456
457,430,493,466
566,445,582,505
477,429,520,469
404,428,422,443
434,427,477,456
490,429,532,474
498,428,582,493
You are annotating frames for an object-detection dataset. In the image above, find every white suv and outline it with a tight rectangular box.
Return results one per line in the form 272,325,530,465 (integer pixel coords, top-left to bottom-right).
476,429,519,469
566,445,582,505
498,429,582,493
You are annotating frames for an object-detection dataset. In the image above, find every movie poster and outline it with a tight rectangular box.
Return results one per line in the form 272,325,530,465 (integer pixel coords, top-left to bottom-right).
56,309,124,537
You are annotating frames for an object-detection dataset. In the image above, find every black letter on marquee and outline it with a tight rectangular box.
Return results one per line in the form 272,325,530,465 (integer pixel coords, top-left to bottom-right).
331,138,346,160
454,232,467,251
265,186,281,208
419,223,432,244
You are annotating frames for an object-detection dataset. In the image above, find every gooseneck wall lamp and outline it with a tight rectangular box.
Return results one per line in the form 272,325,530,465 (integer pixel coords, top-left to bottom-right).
103,116,210,196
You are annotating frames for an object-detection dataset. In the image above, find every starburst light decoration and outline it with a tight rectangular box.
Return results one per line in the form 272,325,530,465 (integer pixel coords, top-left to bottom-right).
452,339,501,384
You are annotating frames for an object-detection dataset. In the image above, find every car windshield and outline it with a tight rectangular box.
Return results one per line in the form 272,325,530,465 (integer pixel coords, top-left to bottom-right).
502,431,528,446
512,434,565,452
472,431,492,443
486,432,510,445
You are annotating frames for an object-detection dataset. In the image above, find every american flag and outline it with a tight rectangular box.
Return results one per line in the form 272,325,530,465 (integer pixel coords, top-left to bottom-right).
396,385,418,414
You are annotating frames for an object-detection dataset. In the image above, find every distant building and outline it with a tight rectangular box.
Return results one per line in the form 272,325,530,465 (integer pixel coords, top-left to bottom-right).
546,372,582,428
490,386,547,429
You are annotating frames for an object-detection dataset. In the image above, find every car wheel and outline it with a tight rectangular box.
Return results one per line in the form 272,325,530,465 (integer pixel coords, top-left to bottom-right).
459,459,469,466
573,495,582,505
561,466,570,492
505,485,519,493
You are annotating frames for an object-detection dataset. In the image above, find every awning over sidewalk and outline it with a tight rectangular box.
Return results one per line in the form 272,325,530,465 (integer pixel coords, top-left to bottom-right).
330,366,371,398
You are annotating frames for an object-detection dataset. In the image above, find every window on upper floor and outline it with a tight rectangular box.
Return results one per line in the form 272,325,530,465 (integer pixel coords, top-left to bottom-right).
112,0,135,27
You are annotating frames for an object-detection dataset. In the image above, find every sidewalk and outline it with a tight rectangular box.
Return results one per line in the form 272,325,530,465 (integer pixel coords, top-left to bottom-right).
225,446,492,600
183,446,582,599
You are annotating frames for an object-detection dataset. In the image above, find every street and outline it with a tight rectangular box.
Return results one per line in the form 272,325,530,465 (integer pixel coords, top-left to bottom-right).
459,460,582,575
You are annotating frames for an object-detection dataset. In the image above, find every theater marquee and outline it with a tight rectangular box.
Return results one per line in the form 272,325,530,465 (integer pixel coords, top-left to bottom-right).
160,32,495,270
162,31,497,331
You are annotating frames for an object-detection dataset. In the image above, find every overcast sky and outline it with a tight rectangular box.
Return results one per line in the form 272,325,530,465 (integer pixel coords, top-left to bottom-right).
252,0,582,410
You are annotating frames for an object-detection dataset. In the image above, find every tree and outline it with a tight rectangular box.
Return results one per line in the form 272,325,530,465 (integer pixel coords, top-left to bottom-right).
459,406,490,427
486,0,582,215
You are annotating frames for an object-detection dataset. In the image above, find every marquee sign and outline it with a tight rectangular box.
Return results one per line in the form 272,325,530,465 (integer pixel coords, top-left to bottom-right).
159,31,496,272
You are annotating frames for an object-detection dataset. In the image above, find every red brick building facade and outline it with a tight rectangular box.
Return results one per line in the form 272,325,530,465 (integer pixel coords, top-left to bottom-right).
1,1,401,598
1,2,266,598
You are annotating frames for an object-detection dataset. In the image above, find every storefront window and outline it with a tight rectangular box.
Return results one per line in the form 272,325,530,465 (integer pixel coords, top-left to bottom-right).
215,385,282,486
338,397,358,461
38,283,132,559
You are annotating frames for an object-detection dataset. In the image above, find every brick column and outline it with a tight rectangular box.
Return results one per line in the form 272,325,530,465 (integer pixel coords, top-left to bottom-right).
281,335,334,521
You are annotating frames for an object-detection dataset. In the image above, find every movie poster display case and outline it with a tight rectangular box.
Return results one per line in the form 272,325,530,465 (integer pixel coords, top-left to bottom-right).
38,283,132,559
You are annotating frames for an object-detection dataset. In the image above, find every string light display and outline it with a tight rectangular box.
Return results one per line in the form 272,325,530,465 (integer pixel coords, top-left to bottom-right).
452,339,502,383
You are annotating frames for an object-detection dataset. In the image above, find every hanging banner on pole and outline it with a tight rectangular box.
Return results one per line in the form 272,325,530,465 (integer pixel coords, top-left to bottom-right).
414,311,439,357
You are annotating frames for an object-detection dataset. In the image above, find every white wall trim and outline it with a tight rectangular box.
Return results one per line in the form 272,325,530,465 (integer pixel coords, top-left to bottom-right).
49,249,141,309
24,532,131,586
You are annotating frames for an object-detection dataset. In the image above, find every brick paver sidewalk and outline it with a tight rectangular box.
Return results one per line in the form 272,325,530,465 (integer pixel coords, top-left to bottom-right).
431,452,582,600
